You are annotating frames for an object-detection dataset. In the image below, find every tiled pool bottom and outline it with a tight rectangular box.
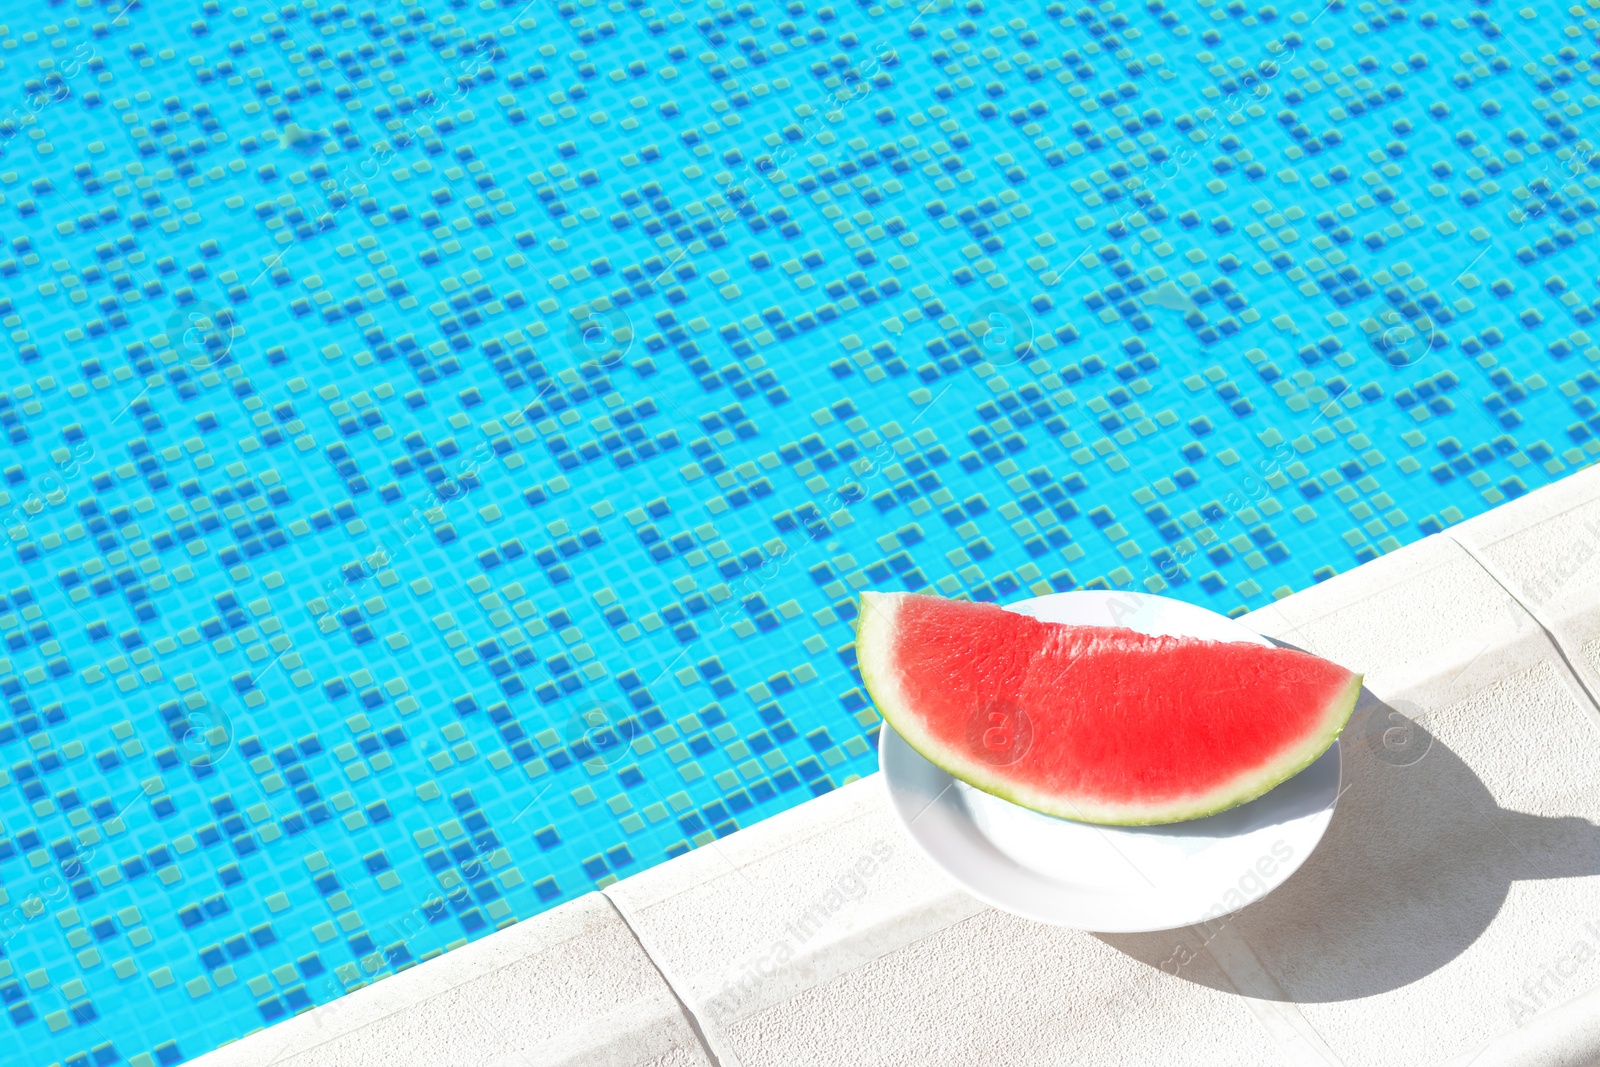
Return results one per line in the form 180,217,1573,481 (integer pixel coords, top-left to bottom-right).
1,0,1597,1063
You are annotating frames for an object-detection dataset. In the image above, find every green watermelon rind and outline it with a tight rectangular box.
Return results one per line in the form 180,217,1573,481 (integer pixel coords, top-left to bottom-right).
857,590,1362,826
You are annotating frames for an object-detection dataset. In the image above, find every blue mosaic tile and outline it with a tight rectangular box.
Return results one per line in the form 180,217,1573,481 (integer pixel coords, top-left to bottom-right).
0,0,1595,1061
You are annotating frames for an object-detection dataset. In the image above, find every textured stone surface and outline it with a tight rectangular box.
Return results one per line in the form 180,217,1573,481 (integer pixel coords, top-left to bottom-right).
718,908,1287,1067
1441,981,1600,1067
186,893,712,1067
1451,464,1600,723
1451,465,1600,626
605,775,985,1039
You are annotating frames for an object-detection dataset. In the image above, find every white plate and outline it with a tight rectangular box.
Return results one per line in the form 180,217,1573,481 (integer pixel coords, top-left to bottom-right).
878,590,1342,932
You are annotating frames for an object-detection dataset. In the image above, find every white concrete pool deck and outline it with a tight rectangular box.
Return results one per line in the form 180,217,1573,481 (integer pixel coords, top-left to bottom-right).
191,464,1600,1067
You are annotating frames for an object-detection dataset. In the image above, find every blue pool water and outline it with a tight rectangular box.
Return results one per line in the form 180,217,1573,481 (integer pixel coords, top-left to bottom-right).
0,0,1593,1062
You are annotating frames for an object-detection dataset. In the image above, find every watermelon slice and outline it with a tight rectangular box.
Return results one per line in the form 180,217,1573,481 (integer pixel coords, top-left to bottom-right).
857,591,1361,825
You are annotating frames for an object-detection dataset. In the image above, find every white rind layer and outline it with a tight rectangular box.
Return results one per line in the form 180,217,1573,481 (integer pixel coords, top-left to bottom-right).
856,590,1361,825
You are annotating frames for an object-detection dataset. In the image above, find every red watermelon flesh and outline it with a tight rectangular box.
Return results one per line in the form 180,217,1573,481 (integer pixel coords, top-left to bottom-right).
857,591,1361,825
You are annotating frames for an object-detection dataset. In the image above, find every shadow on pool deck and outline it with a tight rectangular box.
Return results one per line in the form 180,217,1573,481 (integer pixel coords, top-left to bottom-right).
1096,689,1600,1003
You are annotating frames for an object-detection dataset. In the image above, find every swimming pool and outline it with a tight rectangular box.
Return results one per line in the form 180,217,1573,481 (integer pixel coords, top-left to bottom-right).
0,0,1592,1062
